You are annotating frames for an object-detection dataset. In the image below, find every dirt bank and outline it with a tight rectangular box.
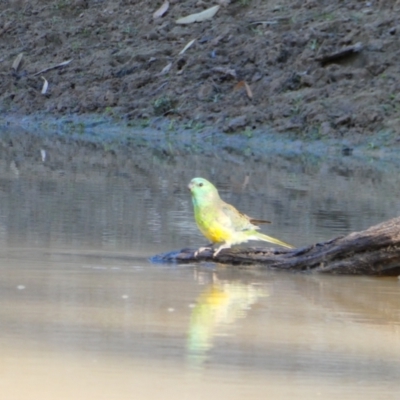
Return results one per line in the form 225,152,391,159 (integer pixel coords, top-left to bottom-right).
1,0,400,139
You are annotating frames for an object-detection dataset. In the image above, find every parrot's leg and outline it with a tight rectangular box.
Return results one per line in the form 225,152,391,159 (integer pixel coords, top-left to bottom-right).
213,242,232,257
194,244,214,257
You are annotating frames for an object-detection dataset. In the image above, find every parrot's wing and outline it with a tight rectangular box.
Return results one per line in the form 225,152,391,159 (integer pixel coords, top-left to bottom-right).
219,202,260,232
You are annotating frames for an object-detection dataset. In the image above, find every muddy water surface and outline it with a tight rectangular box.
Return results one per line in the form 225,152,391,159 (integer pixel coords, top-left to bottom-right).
0,152,400,399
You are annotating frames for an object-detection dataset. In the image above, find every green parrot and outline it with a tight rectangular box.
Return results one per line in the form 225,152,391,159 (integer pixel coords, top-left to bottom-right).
188,177,294,256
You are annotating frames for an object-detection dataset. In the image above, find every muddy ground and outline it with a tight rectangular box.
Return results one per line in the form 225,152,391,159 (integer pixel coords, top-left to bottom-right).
1,0,400,139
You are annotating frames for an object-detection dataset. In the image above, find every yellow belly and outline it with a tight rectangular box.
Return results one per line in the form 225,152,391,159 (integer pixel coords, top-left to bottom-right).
197,219,232,243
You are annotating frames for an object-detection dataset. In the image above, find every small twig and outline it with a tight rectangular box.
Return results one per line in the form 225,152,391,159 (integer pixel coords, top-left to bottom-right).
248,17,291,26
32,59,73,76
316,42,363,65
151,80,169,96
212,66,237,79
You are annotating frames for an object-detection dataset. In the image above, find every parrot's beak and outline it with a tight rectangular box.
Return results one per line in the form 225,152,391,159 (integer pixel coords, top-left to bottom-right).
188,182,193,191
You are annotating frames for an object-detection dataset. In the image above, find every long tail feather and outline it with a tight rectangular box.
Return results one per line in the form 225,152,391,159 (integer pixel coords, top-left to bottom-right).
249,218,271,225
253,232,294,249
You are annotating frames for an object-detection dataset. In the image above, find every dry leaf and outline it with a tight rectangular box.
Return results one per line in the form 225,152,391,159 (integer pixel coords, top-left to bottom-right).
234,81,245,90
234,81,253,99
176,5,220,24
41,76,49,94
160,62,172,75
40,149,46,162
153,0,169,19
244,81,253,99
179,39,196,55
12,52,23,71
242,175,249,190
10,160,19,176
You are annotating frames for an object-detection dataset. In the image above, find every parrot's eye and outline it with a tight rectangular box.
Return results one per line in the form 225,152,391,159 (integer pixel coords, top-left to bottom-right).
198,182,203,187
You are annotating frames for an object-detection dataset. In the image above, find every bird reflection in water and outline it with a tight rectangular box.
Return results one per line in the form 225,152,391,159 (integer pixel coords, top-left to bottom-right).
186,270,269,368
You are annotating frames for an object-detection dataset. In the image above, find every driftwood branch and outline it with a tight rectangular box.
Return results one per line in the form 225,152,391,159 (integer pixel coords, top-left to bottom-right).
152,217,400,276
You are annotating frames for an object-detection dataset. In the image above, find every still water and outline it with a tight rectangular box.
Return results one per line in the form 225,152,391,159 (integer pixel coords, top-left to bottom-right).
0,150,400,399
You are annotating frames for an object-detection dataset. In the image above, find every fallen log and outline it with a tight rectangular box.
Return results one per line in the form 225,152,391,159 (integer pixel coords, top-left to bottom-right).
152,217,400,276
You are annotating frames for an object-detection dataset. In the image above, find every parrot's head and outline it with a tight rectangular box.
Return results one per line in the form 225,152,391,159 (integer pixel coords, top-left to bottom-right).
188,177,220,205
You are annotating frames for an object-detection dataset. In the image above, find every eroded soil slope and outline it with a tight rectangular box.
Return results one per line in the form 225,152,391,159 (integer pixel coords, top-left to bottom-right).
1,0,400,137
